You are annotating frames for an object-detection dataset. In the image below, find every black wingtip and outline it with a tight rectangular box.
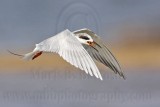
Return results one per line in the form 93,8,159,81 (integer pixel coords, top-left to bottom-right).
120,73,126,80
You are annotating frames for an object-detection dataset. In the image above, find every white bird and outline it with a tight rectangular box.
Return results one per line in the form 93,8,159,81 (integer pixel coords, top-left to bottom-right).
9,28,125,80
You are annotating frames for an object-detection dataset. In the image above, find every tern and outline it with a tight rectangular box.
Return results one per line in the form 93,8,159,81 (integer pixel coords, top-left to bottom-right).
9,28,125,80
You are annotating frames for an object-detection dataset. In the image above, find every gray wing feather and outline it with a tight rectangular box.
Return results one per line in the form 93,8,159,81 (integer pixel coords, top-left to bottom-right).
73,28,126,79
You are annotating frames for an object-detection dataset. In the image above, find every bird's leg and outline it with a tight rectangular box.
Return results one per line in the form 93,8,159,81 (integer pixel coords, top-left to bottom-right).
32,51,43,60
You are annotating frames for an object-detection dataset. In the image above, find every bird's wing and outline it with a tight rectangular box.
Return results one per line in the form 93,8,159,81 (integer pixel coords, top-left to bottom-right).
73,28,125,79
35,29,103,80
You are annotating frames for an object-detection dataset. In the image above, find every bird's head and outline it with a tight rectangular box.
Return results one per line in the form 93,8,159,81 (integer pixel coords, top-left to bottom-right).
75,33,101,51
75,33,94,45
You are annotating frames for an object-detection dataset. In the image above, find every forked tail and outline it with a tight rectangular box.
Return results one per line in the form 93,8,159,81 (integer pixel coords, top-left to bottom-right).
7,50,42,60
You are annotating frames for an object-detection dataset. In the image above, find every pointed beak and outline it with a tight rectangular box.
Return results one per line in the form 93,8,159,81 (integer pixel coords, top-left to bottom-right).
87,41,101,52
90,45,98,52
93,41,102,48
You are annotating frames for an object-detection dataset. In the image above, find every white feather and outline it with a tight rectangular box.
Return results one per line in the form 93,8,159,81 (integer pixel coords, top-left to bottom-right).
34,29,103,80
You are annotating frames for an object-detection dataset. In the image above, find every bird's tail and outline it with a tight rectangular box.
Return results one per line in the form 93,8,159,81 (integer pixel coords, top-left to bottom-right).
23,52,36,60
7,50,36,61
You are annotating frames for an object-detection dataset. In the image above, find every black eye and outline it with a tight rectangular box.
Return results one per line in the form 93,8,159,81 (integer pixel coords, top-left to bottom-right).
79,35,90,40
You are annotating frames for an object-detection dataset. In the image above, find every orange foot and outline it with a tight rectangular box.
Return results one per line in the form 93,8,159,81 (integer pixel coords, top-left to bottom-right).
32,51,42,60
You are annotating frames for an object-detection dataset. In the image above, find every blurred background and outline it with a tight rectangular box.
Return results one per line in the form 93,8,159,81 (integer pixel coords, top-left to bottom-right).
0,0,160,107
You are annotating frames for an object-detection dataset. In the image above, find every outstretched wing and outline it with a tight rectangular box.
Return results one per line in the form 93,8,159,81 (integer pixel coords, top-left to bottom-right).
35,29,103,80
73,28,126,79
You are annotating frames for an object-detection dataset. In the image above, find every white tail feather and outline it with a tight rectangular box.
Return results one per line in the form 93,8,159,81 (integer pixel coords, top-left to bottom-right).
8,49,40,61
22,52,35,61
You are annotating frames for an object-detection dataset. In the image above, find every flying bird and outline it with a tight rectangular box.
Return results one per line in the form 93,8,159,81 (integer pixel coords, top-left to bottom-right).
9,28,125,80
